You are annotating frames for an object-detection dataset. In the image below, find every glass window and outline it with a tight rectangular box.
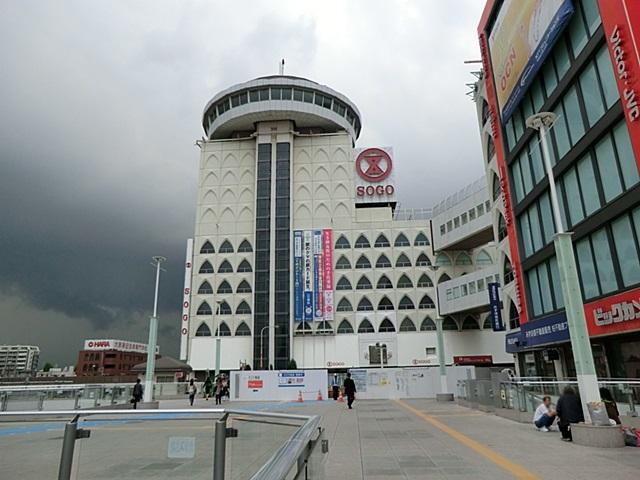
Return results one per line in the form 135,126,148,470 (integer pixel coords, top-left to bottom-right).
552,103,570,161
477,203,485,216
613,121,640,189
564,85,585,144
303,90,313,103
595,46,619,109
582,0,601,35
539,192,555,244
549,256,564,309
592,228,618,294
454,217,460,228
258,88,269,101
528,269,543,316
538,264,553,313
249,90,259,102
542,60,558,97
520,152,534,196
576,236,599,299
595,135,623,202
529,141,545,184
612,215,640,287
281,87,292,100
575,155,599,217
554,40,571,81
293,89,303,101
563,167,585,226
271,87,282,100
505,118,516,151
528,205,543,253
580,62,605,127
513,110,524,141
511,160,525,202
531,78,545,112
568,3,589,56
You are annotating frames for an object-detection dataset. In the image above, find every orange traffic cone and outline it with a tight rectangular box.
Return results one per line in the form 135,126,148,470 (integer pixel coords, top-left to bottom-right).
297,390,304,403
316,389,323,401
337,389,345,403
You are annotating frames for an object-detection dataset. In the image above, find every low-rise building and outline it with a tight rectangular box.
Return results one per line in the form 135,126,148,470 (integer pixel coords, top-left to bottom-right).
75,339,159,377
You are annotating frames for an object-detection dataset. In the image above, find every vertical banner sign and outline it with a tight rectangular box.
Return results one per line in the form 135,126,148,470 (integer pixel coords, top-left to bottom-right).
179,238,194,361
322,229,334,321
293,231,303,321
303,231,313,321
313,230,323,320
488,282,505,332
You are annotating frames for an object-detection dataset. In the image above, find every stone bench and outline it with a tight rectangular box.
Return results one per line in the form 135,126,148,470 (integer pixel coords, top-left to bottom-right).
571,423,624,448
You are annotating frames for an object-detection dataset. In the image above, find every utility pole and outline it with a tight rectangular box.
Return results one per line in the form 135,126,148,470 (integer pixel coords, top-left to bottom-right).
144,256,166,403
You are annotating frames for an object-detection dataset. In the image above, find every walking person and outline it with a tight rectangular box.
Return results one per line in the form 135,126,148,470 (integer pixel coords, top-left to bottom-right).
188,378,198,406
215,375,223,405
131,378,143,409
556,387,584,441
343,372,357,409
203,375,213,401
331,374,340,401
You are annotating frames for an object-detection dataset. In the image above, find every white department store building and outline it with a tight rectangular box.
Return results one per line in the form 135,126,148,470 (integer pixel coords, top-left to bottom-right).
179,75,512,373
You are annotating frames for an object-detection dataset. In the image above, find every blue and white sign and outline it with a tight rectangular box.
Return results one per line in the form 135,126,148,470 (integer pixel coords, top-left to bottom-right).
293,231,303,321
278,371,305,388
488,282,505,331
303,231,313,321
313,230,323,320
505,312,570,353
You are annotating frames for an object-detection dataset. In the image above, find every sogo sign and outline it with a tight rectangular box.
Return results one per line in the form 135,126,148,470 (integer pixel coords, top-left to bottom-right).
355,148,396,200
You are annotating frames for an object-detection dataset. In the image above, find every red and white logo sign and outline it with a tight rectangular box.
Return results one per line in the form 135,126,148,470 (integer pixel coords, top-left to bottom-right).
356,148,393,182
586,287,640,336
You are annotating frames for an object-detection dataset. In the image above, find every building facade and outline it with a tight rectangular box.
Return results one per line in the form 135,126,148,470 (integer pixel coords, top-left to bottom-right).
0,345,40,377
75,339,157,377
476,0,640,378
180,75,512,373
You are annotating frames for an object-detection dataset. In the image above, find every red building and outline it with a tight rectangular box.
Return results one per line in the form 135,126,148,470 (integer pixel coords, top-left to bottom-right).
76,339,159,377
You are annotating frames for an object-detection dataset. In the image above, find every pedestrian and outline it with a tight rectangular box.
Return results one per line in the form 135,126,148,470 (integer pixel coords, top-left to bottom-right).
343,372,357,409
599,387,621,424
131,378,143,409
556,386,584,441
188,378,198,406
331,374,340,401
215,375,223,405
204,375,213,401
533,395,556,432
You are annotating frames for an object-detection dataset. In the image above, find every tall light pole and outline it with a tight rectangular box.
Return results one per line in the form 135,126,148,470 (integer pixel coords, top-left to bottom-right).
213,301,222,377
143,255,166,403
527,112,600,420
260,325,279,370
428,265,449,396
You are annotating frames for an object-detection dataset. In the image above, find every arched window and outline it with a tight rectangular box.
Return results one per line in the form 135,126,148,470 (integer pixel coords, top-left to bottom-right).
503,257,514,284
236,322,251,336
462,316,480,330
356,276,372,290
357,297,374,311
200,241,215,254
374,234,390,247
378,297,394,311
197,301,212,315
482,316,493,329
376,254,392,268
414,232,430,246
316,321,333,334
355,255,371,269
219,240,234,253
442,317,459,331
238,240,253,252
399,317,417,332
398,295,415,310
237,280,252,293
487,135,496,160
354,235,370,248
394,233,410,247
196,322,211,336
335,235,351,249
379,318,396,332
476,250,493,265
419,295,435,309
397,274,413,288
455,253,472,265
336,256,351,270
237,260,252,272
215,322,232,336
416,254,431,267
492,173,501,201
396,254,411,268
219,260,233,273
481,100,490,125
296,322,312,333
217,280,232,294
198,281,213,295
218,301,232,315
337,319,354,334
377,275,393,289
417,274,433,287
439,273,451,282
199,261,214,274
336,276,352,291
420,317,436,331
358,319,375,333
509,301,520,330
434,253,451,266
236,300,251,315
337,298,353,312
498,213,508,242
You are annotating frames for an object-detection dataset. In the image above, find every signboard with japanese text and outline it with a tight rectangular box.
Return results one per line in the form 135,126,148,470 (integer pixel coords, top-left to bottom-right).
585,287,640,337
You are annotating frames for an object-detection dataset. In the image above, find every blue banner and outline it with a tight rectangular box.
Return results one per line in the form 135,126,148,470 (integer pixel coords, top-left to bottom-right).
505,312,570,353
488,282,505,331
293,231,303,321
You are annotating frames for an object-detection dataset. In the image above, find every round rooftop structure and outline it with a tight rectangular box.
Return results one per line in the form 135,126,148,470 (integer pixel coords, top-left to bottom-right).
202,75,362,143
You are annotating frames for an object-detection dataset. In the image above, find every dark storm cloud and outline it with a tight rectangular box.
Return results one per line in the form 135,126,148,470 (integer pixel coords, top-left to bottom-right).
0,0,484,364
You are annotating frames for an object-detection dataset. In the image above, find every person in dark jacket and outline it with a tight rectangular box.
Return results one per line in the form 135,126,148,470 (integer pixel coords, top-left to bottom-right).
343,372,357,409
599,387,621,424
555,386,584,441
132,379,143,409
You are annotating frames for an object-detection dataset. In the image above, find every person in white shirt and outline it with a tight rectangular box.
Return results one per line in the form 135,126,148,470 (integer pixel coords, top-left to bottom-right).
533,396,556,432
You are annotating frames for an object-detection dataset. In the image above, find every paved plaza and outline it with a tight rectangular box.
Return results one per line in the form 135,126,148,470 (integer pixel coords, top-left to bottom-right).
1,398,638,479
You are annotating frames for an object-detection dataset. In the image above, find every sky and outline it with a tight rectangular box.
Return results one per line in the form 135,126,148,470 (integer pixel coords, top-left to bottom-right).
0,0,486,366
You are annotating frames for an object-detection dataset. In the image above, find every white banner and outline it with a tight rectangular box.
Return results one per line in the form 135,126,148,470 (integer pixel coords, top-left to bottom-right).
179,238,194,360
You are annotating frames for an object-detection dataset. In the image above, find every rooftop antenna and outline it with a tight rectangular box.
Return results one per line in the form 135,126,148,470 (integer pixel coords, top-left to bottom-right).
279,58,285,75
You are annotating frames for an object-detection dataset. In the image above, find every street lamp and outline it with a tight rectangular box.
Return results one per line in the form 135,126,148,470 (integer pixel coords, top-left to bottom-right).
143,255,166,403
259,325,279,370
427,265,449,397
526,112,601,420
213,300,223,377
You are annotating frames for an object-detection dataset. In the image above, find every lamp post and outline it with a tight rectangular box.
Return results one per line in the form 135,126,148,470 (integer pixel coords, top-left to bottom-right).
526,112,601,421
213,301,223,377
143,255,166,403
428,265,449,396
260,325,279,370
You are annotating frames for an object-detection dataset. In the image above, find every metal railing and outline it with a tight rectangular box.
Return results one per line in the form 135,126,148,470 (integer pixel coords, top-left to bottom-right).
0,408,326,480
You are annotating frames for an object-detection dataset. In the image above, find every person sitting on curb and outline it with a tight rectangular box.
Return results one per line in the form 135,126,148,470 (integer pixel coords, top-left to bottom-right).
556,387,584,441
533,395,556,432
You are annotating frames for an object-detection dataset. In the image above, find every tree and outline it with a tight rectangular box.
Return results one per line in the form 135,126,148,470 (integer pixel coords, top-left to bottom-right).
42,362,54,372
286,358,297,370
